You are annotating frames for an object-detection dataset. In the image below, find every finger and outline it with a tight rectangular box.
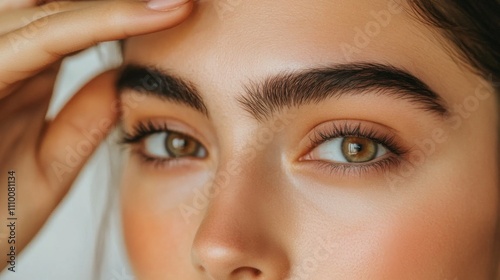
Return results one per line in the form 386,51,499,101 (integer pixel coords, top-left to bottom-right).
39,70,120,189
0,65,58,122
0,0,39,12
0,60,60,100
0,0,194,91
0,1,96,35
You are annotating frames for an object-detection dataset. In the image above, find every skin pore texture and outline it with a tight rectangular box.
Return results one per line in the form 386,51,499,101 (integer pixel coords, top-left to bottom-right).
118,0,499,279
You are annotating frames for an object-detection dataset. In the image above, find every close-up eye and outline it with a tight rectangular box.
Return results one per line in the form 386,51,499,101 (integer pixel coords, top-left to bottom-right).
121,121,208,164
143,131,207,159
301,122,408,175
307,136,388,164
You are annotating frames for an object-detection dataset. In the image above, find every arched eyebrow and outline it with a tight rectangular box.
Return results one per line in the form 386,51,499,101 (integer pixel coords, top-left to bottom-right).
239,63,448,121
116,63,448,121
116,64,209,116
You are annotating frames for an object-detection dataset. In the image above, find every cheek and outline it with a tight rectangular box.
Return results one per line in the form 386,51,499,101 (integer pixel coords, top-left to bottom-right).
291,148,498,278
306,182,497,278
122,203,192,279
378,163,498,277
378,108,499,276
120,163,211,278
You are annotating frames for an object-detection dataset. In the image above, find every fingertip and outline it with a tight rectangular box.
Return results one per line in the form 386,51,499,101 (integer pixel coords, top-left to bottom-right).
108,0,195,37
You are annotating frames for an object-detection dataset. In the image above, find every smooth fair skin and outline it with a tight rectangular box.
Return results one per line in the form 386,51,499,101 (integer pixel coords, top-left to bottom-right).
119,0,499,279
0,0,498,279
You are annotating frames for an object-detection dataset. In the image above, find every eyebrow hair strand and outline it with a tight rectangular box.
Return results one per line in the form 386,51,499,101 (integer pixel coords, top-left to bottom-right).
116,65,208,116
238,63,449,121
116,63,448,123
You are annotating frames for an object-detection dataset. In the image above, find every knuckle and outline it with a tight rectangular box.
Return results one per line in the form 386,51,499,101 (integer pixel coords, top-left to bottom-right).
93,2,135,39
37,1,64,14
99,1,135,25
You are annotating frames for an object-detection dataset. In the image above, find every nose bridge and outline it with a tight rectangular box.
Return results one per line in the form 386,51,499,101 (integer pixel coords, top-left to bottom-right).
190,149,290,279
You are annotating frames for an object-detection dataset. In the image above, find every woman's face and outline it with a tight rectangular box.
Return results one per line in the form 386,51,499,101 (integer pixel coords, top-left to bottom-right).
119,0,499,278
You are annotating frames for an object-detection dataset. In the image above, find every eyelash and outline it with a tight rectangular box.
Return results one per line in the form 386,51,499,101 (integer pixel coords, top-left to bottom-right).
121,120,409,176
120,120,193,168
306,122,410,176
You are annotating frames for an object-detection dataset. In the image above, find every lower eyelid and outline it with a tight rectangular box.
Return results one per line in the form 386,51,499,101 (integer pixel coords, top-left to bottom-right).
132,149,198,170
307,155,402,178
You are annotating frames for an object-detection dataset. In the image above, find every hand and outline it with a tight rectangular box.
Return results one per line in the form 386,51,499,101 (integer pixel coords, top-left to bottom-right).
0,0,195,271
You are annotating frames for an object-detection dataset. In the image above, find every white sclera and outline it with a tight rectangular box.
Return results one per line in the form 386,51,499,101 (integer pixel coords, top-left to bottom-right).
144,132,170,158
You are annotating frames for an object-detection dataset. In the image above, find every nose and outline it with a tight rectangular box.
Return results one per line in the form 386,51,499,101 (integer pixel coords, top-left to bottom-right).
190,167,290,280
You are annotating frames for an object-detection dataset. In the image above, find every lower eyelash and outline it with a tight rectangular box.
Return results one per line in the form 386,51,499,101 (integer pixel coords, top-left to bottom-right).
123,141,191,170
133,150,184,169
312,155,403,177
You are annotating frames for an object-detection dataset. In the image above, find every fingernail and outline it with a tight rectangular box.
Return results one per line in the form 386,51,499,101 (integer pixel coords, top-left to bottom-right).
147,0,189,11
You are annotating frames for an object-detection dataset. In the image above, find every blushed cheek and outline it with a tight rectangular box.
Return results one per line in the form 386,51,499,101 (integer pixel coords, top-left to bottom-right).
374,116,499,277
299,167,498,279
122,196,197,279
119,165,211,279
379,178,498,277
122,205,168,278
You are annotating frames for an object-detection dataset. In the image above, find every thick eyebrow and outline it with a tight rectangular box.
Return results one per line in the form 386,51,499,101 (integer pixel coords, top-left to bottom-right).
238,63,449,121
116,64,208,116
116,63,448,122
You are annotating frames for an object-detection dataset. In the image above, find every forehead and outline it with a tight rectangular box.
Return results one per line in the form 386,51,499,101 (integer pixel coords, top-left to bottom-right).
123,0,467,105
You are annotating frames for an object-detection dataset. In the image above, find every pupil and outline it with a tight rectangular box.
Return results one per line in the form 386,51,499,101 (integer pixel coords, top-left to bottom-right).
341,137,377,163
172,137,187,150
347,143,362,155
163,132,207,159
166,132,197,157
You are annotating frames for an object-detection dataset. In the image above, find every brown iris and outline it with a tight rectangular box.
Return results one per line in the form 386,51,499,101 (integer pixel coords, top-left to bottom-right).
165,132,201,158
341,137,378,163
